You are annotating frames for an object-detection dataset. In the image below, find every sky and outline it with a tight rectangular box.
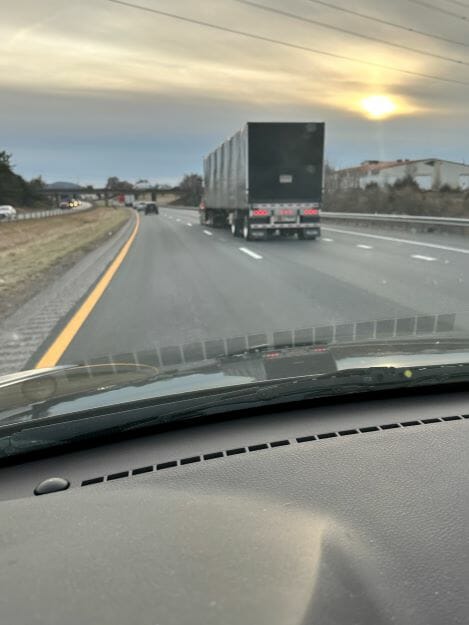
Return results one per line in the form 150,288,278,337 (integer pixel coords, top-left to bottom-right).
1,0,469,186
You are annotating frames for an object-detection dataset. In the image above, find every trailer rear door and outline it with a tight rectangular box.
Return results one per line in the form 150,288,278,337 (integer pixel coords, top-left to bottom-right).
248,123,324,204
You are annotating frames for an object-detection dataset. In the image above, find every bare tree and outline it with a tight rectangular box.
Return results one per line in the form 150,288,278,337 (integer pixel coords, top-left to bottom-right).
179,173,203,206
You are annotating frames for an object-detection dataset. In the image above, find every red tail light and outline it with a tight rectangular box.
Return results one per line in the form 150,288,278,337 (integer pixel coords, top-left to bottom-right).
252,209,269,216
303,208,319,215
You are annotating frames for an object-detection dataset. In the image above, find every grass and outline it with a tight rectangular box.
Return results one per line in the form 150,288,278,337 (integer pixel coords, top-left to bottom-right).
0,206,131,318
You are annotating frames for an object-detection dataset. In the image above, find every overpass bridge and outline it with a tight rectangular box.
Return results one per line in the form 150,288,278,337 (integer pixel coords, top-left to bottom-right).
41,187,183,207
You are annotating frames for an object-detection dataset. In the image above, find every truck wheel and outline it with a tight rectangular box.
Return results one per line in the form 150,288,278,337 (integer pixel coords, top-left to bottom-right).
299,231,317,240
243,221,252,241
231,221,242,237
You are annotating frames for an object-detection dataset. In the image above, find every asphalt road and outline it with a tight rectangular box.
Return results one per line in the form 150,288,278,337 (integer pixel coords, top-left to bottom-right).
59,207,469,365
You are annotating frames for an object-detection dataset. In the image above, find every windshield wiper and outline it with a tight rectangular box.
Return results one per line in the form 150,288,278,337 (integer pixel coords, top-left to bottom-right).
1,362,469,460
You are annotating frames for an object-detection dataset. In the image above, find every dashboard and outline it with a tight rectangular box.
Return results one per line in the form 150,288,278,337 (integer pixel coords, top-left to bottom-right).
0,390,467,625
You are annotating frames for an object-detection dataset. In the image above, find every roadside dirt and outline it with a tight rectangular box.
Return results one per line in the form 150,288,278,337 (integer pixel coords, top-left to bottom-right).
0,207,131,318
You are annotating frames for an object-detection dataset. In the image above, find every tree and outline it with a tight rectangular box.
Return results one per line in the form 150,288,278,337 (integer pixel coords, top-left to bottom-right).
0,151,12,168
179,173,203,206
24,176,46,205
106,176,133,191
0,151,46,207
393,175,419,191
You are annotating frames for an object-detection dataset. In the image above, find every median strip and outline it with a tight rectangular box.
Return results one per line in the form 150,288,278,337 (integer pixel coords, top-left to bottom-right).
35,212,140,369
0,207,130,319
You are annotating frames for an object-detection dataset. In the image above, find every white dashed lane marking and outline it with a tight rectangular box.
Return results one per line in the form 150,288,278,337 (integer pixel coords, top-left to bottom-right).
357,244,373,250
322,238,334,242
323,226,469,255
239,247,263,260
203,230,213,236
411,254,437,262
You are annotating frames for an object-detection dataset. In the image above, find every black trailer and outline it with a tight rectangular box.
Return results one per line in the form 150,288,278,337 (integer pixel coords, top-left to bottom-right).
200,122,325,240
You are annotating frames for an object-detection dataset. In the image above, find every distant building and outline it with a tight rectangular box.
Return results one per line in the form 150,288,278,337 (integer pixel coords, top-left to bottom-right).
333,159,469,191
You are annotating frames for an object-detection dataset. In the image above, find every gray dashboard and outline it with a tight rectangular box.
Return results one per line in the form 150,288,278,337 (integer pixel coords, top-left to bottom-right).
0,391,468,625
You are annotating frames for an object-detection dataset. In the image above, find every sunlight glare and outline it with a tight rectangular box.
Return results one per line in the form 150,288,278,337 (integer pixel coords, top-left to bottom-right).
361,95,397,119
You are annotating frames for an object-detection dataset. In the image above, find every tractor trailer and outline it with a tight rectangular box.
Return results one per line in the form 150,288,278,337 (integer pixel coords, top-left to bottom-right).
200,122,325,240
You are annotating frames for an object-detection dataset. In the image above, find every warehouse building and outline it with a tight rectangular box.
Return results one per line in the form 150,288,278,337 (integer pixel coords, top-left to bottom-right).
334,159,469,191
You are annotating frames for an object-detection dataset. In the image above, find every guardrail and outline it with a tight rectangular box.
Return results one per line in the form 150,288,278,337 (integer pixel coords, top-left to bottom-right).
164,206,469,228
0,202,93,223
320,211,469,229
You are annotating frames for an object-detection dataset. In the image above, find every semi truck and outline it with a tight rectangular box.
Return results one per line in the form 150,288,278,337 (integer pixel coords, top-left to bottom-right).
200,122,325,240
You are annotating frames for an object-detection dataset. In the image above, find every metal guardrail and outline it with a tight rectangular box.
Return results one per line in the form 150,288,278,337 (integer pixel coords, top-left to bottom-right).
0,202,93,223
163,207,469,228
320,211,469,228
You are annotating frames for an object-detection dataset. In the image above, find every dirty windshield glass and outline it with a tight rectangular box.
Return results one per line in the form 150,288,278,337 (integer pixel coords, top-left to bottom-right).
1,0,469,423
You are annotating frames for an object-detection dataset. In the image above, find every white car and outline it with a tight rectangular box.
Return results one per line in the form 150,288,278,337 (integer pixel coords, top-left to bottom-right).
134,201,147,212
0,205,16,220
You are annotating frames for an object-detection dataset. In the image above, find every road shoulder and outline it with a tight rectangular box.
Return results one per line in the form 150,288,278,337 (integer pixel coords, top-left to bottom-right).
0,212,136,376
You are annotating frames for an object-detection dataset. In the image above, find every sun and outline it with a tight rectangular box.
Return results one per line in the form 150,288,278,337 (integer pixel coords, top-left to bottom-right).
361,95,397,119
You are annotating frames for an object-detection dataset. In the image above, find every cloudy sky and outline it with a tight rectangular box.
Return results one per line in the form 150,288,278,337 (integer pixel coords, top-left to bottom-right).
1,0,469,185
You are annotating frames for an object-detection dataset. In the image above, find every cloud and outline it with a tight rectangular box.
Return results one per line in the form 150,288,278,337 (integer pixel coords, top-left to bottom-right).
2,0,469,181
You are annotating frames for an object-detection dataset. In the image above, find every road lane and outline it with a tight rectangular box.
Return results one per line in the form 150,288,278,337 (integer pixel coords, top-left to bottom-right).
58,207,469,365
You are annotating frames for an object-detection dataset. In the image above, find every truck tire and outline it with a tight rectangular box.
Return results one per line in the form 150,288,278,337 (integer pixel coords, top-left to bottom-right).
231,220,242,237
243,220,252,241
298,230,316,240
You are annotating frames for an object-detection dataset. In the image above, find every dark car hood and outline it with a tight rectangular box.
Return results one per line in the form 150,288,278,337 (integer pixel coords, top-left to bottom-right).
2,327,469,426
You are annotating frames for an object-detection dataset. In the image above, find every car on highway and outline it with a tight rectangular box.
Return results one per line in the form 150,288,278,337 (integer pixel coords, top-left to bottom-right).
0,205,16,220
144,202,159,215
134,201,147,211
59,201,71,209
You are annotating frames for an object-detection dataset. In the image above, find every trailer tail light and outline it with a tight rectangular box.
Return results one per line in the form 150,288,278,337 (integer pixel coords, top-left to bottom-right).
252,209,269,216
303,208,319,215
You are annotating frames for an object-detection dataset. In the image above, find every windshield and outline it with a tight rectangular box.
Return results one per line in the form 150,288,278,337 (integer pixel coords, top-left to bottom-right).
1,0,469,448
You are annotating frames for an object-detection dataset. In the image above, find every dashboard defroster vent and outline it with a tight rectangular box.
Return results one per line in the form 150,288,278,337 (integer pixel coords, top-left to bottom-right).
79,414,467,488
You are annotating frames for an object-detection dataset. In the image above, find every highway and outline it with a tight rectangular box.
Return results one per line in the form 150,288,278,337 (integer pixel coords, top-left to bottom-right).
52,206,469,366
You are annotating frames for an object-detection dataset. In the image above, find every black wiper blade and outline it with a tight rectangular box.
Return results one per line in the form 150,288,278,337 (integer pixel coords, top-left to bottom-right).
1,363,469,460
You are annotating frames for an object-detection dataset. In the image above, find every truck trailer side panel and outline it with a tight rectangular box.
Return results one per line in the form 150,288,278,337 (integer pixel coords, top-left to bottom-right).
203,125,249,211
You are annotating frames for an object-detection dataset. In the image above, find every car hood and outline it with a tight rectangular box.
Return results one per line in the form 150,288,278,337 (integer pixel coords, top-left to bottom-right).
1,323,469,425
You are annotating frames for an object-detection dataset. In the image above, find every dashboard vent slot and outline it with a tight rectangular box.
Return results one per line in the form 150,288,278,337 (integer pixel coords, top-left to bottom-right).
132,466,153,476
80,414,467,488
248,443,269,451
204,452,223,460
226,447,246,456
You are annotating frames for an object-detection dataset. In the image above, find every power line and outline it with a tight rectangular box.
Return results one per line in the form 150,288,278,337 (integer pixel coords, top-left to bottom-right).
300,0,469,49
406,0,469,21
232,0,469,67
438,0,469,10
101,0,469,87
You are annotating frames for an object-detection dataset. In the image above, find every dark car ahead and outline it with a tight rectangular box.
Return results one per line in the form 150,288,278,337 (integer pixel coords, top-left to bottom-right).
144,202,159,215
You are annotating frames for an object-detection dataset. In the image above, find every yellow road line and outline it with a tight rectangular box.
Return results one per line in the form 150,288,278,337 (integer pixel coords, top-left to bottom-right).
35,212,141,369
